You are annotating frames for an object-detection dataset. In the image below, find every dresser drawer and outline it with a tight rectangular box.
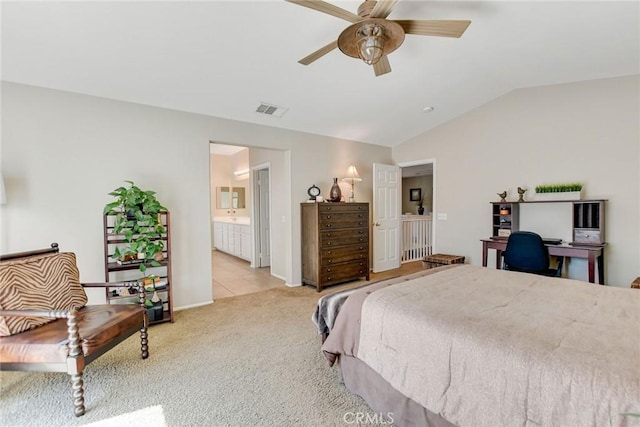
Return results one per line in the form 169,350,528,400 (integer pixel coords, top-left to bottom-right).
320,231,368,248
320,261,368,285
319,213,368,230
321,245,368,264
319,204,368,214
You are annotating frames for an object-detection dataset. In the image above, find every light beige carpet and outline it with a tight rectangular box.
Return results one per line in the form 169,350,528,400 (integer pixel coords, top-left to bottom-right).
85,405,167,427
0,286,376,427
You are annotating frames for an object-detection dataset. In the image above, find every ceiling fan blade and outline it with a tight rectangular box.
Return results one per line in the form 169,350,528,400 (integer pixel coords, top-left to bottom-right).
298,40,338,65
394,20,471,38
285,0,362,23
373,56,392,76
370,0,399,19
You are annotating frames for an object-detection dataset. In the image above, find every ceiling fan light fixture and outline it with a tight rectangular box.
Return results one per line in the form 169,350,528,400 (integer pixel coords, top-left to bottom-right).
338,18,405,67
356,23,385,65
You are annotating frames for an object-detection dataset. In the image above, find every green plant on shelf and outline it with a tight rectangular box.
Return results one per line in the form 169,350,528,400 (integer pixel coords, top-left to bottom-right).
534,183,583,193
103,180,167,276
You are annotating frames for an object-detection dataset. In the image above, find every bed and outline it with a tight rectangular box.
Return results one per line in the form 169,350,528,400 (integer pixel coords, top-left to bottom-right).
315,264,640,427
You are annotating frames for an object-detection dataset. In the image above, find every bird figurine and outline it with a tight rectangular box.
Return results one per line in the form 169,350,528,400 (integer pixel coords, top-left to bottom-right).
517,187,527,202
497,191,507,203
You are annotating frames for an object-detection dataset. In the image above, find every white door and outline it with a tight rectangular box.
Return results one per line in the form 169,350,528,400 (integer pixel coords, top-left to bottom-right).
257,168,271,267
372,163,401,272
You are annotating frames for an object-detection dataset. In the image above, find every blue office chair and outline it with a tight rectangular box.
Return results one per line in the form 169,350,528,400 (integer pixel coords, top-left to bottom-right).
502,231,564,277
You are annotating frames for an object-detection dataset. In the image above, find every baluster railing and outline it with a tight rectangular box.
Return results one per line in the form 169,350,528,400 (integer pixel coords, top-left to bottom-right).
401,216,433,263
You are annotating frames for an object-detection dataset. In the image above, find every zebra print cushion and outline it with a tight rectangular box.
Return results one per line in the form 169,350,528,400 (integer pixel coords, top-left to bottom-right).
0,252,88,336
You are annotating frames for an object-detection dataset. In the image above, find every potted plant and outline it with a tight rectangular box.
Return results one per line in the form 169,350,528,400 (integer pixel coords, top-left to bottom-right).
416,197,425,215
534,183,583,201
103,180,168,276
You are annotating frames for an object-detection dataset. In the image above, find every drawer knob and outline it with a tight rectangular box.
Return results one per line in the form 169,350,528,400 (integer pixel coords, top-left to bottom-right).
359,222,363,226
326,224,332,228
326,215,331,219
359,230,364,234
327,242,332,246
327,276,332,280
328,260,332,263
359,246,363,250
326,268,332,272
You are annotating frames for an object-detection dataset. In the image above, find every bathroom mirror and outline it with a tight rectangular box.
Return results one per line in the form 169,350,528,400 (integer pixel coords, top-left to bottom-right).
216,187,245,209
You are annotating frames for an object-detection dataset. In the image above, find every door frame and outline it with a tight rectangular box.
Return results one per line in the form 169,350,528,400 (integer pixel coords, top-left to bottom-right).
251,162,271,269
397,158,437,253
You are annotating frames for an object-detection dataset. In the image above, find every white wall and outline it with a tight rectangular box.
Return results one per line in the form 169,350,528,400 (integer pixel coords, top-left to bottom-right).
1,82,392,309
249,147,288,280
402,175,433,214
393,75,640,287
1,82,215,308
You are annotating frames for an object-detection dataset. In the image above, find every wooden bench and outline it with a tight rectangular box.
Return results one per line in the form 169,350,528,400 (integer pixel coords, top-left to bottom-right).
0,243,149,416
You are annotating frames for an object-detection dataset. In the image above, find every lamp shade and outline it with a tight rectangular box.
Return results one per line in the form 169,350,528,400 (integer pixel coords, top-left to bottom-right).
343,165,362,182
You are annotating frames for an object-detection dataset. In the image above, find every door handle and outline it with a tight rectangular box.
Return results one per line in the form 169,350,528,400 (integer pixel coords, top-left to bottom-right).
373,222,381,226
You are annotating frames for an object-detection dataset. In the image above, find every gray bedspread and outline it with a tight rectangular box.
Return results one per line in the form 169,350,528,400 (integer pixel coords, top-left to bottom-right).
323,265,640,427
312,266,458,337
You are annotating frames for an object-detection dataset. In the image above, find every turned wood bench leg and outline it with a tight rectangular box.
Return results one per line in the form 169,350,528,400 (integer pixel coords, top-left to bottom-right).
141,325,149,359
70,372,85,416
66,310,86,416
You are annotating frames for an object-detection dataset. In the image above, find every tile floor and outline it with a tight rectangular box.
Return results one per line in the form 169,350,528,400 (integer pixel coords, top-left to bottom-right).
212,250,284,299
212,249,429,299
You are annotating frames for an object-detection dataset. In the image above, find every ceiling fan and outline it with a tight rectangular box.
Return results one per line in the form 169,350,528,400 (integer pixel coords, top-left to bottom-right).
285,0,471,76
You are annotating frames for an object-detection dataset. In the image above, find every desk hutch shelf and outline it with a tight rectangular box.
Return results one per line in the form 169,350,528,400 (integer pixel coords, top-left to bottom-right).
490,199,606,245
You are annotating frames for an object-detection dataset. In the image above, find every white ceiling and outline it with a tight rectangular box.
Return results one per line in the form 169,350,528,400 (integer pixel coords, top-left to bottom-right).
2,1,638,147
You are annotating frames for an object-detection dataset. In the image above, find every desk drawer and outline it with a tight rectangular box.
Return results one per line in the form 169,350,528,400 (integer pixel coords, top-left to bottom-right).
573,229,602,244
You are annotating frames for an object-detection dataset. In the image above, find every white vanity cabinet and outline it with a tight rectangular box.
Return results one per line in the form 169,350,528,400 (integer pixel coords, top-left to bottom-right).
213,218,251,262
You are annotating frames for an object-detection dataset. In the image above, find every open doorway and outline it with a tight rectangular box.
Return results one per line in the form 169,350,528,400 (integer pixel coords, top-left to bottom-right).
399,160,435,262
209,143,284,299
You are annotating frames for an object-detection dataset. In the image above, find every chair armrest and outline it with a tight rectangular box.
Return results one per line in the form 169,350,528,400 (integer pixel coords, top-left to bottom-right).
0,308,74,319
82,282,129,288
81,282,146,305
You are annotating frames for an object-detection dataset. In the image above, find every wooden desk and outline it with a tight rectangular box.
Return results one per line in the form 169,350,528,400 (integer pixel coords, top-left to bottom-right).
481,239,606,284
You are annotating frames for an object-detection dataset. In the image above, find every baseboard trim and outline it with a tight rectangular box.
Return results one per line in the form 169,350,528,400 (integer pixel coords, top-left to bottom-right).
174,300,214,311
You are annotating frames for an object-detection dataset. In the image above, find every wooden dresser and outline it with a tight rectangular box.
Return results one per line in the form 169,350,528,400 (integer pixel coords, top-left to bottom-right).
301,202,370,292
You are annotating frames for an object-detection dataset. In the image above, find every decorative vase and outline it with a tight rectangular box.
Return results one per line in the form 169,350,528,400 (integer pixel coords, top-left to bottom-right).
329,178,342,202
418,206,425,215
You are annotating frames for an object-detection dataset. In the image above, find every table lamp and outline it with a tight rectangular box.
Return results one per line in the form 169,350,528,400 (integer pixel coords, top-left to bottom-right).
342,164,362,203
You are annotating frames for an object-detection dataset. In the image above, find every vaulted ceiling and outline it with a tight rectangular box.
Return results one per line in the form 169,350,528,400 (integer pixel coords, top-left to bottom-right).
2,1,638,147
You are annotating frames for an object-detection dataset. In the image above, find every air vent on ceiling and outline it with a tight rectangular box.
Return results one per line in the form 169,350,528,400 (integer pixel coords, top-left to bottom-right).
255,102,287,118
